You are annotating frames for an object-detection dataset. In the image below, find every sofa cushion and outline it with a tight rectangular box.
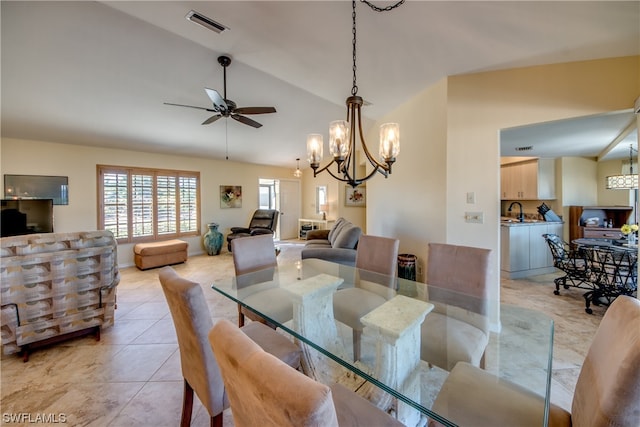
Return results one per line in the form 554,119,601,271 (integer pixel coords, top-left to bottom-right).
327,218,346,244
332,224,361,249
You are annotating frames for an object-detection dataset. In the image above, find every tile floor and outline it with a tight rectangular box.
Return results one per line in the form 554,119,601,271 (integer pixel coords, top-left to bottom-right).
1,243,606,426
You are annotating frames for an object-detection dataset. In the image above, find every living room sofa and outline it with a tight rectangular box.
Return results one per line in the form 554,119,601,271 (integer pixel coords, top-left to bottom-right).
301,217,362,266
0,231,120,360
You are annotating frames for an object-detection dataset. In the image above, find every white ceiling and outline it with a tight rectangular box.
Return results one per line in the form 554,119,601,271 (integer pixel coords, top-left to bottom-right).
2,1,639,170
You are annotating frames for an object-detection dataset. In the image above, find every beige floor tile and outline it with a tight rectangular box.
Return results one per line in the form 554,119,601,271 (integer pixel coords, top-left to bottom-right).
131,319,177,345
44,382,145,426
149,349,182,382
108,380,183,427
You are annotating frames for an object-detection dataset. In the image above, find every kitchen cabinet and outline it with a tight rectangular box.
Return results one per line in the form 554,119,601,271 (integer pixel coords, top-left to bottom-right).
500,159,555,200
501,222,563,279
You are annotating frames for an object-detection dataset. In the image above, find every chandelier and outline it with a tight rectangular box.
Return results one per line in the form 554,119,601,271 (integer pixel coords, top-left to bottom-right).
606,145,638,190
306,0,404,188
293,158,303,178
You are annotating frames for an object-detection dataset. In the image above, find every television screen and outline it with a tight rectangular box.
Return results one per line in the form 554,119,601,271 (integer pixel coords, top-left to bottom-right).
0,199,54,237
4,175,68,205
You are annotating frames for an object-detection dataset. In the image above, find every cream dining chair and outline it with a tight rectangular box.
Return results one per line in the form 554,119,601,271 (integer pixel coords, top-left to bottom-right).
429,295,640,427
332,234,400,361
158,267,301,427
420,242,492,371
209,318,404,427
231,233,293,328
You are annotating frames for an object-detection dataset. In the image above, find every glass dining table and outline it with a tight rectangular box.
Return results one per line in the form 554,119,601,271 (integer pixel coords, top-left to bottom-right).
211,258,554,427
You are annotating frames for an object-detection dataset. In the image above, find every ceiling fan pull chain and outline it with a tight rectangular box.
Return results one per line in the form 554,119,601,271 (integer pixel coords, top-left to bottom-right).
225,119,229,160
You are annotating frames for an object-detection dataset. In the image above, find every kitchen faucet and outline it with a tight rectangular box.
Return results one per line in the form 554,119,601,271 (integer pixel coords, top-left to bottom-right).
508,201,524,222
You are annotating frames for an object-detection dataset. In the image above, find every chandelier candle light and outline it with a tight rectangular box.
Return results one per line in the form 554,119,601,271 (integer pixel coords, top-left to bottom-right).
306,0,404,188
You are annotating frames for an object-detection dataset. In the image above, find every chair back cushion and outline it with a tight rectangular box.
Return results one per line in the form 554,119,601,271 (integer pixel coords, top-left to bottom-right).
249,209,278,231
571,295,640,427
231,234,277,276
209,319,339,427
427,243,491,313
327,217,346,243
158,267,225,417
355,234,400,288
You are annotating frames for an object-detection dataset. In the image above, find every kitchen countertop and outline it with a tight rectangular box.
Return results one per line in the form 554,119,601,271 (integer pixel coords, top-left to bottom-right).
500,217,563,226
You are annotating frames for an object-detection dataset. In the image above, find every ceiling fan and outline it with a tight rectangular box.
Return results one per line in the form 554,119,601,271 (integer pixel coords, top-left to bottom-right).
164,55,276,128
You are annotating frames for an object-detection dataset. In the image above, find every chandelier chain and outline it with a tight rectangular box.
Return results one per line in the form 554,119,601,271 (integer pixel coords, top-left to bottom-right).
351,0,405,96
360,0,405,13
351,0,358,95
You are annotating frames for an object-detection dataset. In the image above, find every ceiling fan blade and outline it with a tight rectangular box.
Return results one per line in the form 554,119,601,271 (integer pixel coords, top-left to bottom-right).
233,106,277,115
164,102,216,112
205,88,227,111
231,114,262,128
202,115,222,125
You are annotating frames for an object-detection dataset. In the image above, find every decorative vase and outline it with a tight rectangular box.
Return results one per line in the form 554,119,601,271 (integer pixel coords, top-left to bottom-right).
628,233,637,246
203,223,223,255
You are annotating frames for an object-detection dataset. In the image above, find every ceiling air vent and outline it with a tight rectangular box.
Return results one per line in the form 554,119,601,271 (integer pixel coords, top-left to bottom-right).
515,146,533,152
186,10,229,34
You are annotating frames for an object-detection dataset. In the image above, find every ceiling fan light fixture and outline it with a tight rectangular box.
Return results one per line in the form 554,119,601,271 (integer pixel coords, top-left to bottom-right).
186,10,228,34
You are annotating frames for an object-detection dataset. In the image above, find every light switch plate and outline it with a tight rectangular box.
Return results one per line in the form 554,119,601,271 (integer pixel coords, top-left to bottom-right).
466,192,475,204
465,212,483,223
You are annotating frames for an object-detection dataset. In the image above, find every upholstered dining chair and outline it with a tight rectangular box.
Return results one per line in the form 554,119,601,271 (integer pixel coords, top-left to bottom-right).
420,243,491,371
209,318,404,427
429,295,640,427
158,267,301,427
231,233,293,328
332,234,400,361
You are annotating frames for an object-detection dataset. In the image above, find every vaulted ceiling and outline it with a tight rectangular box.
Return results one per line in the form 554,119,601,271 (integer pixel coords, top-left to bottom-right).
2,1,639,169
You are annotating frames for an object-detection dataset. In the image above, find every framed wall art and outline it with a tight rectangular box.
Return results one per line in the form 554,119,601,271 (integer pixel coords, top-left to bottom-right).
345,185,366,207
220,185,242,208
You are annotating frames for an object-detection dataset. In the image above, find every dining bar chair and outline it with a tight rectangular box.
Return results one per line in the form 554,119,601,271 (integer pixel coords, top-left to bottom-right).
420,243,492,370
209,318,404,427
158,267,301,427
429,295,640,427
231,233,293,328
332,234,400,361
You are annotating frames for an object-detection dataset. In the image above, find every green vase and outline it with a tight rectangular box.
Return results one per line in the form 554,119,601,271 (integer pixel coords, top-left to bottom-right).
204,223,223,255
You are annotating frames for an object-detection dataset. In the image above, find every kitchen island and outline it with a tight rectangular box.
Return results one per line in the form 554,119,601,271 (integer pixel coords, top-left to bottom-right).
501,220,563,279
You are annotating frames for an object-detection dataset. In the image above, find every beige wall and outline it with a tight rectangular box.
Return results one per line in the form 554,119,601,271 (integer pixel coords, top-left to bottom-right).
366,78,449,278
366,56,638,324
1,138,298,267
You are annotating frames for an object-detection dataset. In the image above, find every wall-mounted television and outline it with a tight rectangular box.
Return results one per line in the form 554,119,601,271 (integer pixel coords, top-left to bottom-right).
4,174,68,205
1,199,54,237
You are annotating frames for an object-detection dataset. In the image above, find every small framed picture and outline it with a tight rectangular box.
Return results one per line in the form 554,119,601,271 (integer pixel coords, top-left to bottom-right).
220,185,242,209
345,185,366,207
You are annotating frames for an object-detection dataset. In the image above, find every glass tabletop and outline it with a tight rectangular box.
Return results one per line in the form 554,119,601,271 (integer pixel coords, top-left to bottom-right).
211,258,554,427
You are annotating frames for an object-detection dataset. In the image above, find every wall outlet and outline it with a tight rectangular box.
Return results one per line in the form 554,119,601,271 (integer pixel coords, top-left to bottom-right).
465,212,484,223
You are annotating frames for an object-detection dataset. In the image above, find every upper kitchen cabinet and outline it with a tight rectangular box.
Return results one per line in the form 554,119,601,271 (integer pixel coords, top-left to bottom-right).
500,158,555,200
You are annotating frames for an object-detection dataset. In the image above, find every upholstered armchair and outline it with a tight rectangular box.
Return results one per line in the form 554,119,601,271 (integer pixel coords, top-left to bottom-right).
226,209,279,251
